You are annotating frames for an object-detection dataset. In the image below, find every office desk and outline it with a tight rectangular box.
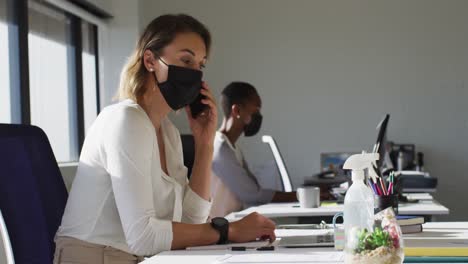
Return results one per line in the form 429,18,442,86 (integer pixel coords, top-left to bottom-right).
227,200,449,223
141,222,468,264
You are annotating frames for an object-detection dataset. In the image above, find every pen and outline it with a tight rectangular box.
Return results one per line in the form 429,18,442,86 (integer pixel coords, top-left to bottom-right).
231,246,275,251
372,178,382,196
390,173,394,194
379,178,387,196
257,246,275,251
231,246,248,251
367,179,376,194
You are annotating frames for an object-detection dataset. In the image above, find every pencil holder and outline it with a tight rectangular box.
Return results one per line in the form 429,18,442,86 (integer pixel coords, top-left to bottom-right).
375,194,399,215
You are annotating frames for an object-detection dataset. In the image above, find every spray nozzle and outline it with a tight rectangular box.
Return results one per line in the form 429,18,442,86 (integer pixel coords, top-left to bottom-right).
343,152,380,181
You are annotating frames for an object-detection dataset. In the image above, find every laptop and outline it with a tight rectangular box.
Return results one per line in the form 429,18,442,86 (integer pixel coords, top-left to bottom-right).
278,233,334,247
276,224,335,248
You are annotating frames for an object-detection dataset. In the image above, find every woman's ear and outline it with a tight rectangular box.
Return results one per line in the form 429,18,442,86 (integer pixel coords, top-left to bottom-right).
231,104,241,119
143,50,157,72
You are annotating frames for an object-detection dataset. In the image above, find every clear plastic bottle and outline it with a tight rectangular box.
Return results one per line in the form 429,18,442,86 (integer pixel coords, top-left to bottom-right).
343,169,375,263
342,153,377,263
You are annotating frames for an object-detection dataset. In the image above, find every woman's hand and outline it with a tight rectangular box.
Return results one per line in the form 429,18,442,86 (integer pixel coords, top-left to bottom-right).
228,212,276,243
186,82,217,147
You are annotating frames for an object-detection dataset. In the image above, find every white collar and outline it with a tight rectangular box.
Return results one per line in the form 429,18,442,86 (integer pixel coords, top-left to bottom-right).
216,131,237,152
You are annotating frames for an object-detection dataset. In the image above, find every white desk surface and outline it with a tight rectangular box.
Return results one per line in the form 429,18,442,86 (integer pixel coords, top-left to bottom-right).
228,200,449,220
141,222,468,264
142,247,339,264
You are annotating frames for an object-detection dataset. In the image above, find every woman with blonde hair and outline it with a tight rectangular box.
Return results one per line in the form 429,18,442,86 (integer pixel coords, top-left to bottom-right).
54,14,275,263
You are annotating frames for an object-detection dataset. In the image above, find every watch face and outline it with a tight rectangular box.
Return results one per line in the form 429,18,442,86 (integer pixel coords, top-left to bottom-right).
212,217,228,227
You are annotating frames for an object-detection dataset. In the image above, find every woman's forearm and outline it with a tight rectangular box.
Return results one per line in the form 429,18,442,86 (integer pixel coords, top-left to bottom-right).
188,143,214,200
171,222,219,249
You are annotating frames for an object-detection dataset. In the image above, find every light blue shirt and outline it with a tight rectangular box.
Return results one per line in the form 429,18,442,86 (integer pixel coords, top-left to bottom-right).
212,132,276,209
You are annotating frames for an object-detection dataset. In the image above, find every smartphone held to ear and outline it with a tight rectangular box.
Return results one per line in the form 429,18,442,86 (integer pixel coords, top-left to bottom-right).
189,93,208,118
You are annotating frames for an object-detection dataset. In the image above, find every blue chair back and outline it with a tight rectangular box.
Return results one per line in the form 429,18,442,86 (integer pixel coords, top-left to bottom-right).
0,124,68,264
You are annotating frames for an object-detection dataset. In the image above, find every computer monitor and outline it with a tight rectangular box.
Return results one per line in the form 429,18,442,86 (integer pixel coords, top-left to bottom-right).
372,114,393,176
261,135,293,192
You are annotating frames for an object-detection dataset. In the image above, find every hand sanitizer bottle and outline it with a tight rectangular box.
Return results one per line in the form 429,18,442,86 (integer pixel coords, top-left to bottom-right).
343,152,379,263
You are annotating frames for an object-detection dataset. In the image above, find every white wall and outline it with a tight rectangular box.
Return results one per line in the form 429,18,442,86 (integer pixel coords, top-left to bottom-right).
59,164,78,192
140,0,468,221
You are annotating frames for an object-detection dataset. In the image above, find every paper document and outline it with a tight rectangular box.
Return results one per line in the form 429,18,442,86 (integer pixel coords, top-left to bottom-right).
275,229,332,238
214,252,344,263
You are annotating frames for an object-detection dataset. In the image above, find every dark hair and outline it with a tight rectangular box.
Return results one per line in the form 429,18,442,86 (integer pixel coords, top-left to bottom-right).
221,82,259,117
118,14,211,101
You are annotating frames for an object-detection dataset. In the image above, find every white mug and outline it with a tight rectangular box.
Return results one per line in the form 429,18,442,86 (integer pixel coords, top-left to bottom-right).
296,186,320,208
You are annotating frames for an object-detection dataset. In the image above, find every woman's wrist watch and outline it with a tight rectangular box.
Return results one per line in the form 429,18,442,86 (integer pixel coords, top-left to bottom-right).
210,217,229,244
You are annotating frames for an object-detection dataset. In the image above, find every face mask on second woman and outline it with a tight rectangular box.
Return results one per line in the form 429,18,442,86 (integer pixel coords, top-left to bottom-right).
244,112,263,137
153,58,203,110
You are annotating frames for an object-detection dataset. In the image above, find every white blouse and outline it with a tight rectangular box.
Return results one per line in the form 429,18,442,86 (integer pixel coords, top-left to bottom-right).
56,99,212,256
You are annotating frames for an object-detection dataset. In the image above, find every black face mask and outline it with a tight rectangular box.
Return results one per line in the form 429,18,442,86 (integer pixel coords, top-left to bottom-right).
244,112,263,137
153,58,203,110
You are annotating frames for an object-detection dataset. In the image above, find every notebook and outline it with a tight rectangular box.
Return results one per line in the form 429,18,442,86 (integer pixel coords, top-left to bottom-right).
404,239,468,257
397,215,424,226
404,256,468,263
401,224,423,234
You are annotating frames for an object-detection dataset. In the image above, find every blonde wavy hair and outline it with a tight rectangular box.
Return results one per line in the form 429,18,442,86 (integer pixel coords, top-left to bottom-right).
116,14,211,102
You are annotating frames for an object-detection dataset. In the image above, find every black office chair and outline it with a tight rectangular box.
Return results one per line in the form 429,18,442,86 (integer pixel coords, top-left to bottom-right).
0,124,68,264
180,134,195,179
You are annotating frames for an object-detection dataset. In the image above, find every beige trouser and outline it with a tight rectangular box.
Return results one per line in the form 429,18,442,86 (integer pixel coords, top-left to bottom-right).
54,236,145,264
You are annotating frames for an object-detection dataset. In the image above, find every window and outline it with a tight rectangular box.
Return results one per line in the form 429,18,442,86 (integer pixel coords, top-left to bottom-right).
1,0,101,163
0,0,10,122
28,0,79,162
81,20,99,133
0,0,20,124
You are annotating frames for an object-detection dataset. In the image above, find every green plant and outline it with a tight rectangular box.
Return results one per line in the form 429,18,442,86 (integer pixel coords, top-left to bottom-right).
355,227,392,253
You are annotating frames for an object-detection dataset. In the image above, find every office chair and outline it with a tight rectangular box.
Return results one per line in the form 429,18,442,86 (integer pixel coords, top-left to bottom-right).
262,135,293,192
0,124,68,264
180,134,195,179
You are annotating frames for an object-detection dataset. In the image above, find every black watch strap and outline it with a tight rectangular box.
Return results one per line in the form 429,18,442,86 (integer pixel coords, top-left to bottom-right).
210,217,229,244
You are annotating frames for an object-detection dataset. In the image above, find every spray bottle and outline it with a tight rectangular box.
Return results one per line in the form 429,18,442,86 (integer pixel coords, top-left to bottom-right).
343,152,379,261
